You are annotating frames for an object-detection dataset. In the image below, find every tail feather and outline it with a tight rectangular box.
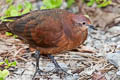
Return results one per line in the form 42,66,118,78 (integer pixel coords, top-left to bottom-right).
0,22,9,32
0,11,31,32
4,12,30,20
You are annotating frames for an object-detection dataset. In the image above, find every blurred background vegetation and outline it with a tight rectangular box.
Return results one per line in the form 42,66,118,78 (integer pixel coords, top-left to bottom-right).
0,0,113,18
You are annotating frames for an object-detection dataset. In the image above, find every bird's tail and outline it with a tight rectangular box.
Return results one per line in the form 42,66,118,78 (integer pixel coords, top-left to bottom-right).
0,12,30,32
0,21,9,32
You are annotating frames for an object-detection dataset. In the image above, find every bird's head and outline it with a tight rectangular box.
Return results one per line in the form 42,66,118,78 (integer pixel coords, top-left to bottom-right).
72,14,95,31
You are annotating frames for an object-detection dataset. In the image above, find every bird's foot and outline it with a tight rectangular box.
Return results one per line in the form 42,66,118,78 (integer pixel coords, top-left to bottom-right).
33,69,43,78
32,68,44,80
47,54,72,75
32,50,43,80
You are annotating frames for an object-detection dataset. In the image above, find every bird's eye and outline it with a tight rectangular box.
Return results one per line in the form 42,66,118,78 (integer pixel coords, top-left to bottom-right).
82,22,86,25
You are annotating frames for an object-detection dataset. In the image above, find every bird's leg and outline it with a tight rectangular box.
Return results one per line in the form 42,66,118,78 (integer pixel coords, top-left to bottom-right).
32,50,43,80
47,54,70,75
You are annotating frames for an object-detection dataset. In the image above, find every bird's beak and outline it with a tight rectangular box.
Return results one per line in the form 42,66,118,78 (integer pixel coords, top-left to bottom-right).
87,24,97,30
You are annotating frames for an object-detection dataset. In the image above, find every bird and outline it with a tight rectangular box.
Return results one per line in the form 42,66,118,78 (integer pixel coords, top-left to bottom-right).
0,9,94,79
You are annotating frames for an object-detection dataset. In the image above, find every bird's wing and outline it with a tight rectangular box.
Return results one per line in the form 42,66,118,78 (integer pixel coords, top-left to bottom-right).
10,11,65,48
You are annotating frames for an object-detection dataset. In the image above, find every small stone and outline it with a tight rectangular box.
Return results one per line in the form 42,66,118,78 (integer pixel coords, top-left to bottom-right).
106,53,120,68
108,26,120,34
116,70,120,75
67,70,72,74
42,63,55,71
64,73,79,80
51,74,60,80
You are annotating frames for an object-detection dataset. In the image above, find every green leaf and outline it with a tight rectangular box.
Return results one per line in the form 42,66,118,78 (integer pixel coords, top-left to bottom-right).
0,16,6,22
13,35,18,38
2,19,14,22
40,6,47,10
41,0,62,9
97,0,112,7
5,32,13,36
0,16,14,22
4,59,9,65
67,0,75,8
17,4,23,11
0,70,9,79
0,77,4,80
10,10,19,16
0,62,4,65
87,0,95,6
5,10,10,16
10,61,17,67
6,0,13,4
24,1,32,10
7,63,11,68
5,5,16,16
22,8,30,14
0,77,5,80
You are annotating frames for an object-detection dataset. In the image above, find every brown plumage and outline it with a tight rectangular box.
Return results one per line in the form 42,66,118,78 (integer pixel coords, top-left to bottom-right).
0,9,90,54
0,9,93,79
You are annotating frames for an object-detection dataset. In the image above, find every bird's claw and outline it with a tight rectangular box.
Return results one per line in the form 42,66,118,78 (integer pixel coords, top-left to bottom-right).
47,54,72,75
32,68,45,80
